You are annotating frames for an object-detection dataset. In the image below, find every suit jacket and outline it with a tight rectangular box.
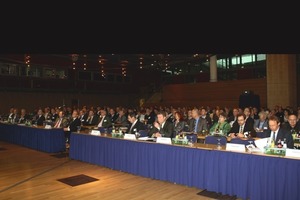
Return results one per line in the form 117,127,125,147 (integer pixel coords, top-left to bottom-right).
173,120,187,135
149,121,174,138
229,121,256,137
53,117,69,128
128,120,145,135
68,118,82,132
97,115,112,128
51,113,58,122
36,115,46,126
282,122,300,134
144,112,156,125
253,119,269,131
109,113,119,123
84,115,99,126
79,113,88,124
189,117,208,134
18,114,30,124
265,128,294,149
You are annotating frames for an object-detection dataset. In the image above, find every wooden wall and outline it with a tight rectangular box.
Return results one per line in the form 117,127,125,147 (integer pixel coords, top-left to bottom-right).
0,91,138,114
160,78,267,108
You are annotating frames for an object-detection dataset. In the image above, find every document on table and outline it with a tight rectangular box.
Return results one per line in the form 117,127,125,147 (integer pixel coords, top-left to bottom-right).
138,137,156,141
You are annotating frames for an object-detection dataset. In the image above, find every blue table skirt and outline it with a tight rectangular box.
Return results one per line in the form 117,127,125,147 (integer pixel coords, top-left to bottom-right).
0,123,65,153
70,133,300,200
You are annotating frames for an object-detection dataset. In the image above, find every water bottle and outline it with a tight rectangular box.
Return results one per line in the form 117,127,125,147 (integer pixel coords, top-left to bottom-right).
283,138,287,148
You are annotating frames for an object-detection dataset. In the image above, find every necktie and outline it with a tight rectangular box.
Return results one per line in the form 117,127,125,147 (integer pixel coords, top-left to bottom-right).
54,118,61,128
89,116,93,124
239,125,243,133
98,116,105,127
194,119,198,132
273,131,276,142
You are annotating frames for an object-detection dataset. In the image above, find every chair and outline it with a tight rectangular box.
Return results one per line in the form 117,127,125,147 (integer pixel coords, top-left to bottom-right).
230,138,255,146
256,131,268,138
186,134,197,143
204,135,227,145
98,127,112,134
138,130,149,137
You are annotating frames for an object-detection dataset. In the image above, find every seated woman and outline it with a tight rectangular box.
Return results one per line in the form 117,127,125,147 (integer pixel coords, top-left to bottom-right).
209,112,231,136
173,111,187,136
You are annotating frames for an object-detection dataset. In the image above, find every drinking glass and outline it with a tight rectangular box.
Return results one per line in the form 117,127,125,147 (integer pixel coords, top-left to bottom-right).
216,138,222,149
248,140,254,153
77,126,81,133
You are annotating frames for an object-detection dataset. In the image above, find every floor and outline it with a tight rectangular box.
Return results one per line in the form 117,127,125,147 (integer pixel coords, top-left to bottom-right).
0,141,240,200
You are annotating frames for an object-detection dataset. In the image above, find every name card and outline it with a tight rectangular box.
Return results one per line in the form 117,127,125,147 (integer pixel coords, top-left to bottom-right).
285,149,300,158
156,137,172,145
226,143,245,152
91,130,101,136
124,133,136,140
44,125,52,129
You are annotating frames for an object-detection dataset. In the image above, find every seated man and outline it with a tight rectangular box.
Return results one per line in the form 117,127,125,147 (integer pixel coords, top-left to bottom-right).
84,110,99,126
97,109,112,128
18,108,30,124
127,112,145,135
35,109,46,126
253,111,269,134
53,111,68,128
64,110,81,148
266,115,294,148
229,113,256,138
149,111,174,138
189,108,208,134
282,113,300,134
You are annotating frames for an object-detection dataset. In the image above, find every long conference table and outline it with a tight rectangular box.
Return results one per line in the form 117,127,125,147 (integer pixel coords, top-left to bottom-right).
70,132,300,200
0,122,65,153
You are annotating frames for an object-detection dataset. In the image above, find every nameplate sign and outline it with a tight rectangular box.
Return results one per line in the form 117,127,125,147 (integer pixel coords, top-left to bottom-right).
226,143,245,152
285,149,300,158
124,134,136,140
91,130,101,136
156,137,172,145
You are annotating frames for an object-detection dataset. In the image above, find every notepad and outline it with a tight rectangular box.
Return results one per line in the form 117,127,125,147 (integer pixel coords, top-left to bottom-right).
90,130,101,136
226,143,245,152
124,134,136,140
156,137,172,145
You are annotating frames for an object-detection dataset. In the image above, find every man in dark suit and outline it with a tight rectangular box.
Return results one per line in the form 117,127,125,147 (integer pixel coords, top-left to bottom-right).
18,108,30,124
109,108,119,124
189,108,208,134
64,110,81,148
266,115,294,149
127,112,145,135
84,110,99,126
35,109,46,126
253,111,269,137
244,107,255,129
229,113,256,138
200,107,212,130
149,111,174,138
97,109,112,128
282,113,300,134
227,108,239,127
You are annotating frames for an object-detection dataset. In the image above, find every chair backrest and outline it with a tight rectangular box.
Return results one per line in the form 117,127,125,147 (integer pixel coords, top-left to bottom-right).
256,131,268,138
138,130,149,137
186,134,197,143
98,127,112,134
205,135,227,145
230,138,255,146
